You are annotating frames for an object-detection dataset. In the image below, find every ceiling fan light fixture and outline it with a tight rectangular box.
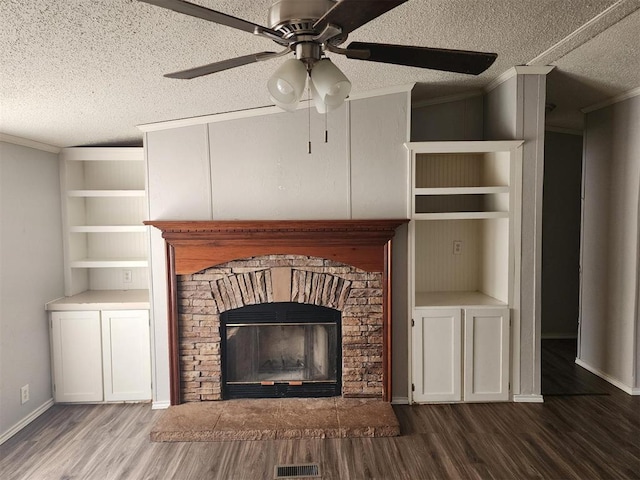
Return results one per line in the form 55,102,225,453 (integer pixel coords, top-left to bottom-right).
310,58,351,108
267,58,307,109
309,79,341,114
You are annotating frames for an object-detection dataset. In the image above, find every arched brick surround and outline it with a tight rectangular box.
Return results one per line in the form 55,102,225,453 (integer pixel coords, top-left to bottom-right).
178,255,384,401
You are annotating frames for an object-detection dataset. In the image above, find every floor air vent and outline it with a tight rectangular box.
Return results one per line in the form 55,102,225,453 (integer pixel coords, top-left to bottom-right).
274,463,320,479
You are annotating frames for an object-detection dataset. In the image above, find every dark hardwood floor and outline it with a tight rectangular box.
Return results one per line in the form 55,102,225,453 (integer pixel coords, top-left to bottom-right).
541,338,618,396
2,347,639,479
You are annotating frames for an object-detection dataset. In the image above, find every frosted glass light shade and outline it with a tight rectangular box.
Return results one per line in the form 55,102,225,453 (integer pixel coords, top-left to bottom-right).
267,58,307,111
310,59,351,107
310,80,339,114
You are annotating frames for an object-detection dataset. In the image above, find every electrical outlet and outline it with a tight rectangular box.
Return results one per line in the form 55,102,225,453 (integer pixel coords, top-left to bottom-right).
453,240,463,255
20,384,29,404
123,270,133,283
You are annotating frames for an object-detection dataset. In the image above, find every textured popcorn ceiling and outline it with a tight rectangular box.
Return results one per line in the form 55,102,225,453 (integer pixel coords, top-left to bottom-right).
1,0,639,147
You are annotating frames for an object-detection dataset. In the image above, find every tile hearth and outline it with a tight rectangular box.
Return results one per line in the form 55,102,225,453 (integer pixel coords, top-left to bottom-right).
151,398,400,442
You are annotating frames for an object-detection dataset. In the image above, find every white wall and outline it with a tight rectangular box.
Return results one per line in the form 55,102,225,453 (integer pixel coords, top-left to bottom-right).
581,94,640,390
484,77,518,140
144,90,411,406
0,142,64,438
350,94,409,218
412,95,484,142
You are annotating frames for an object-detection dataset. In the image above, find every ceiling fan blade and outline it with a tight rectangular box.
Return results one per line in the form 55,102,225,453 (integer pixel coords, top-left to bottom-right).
138,0,285,43
346,42,497,75
314,0,408,36
165,51,283,79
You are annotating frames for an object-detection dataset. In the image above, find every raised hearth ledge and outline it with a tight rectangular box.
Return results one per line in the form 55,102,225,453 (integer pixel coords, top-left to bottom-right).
150,398,400,442
145,219,409,405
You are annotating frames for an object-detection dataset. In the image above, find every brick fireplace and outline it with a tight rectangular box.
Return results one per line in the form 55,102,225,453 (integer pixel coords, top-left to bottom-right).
146,220,407,405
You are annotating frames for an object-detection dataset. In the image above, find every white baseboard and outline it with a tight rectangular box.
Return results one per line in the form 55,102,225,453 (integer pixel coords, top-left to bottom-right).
391,396,409,405
152,400,171,410
0,398,54,445
513,394,544,403
575,358,638,395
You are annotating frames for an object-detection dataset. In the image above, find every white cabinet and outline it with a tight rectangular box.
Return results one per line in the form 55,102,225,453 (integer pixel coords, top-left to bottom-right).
50,311,103,402
59,147,148,296
463,307,510,401
412,308,462,402
101,310,152,402
412,306,509,403
50,309,151,403
406,141,522,403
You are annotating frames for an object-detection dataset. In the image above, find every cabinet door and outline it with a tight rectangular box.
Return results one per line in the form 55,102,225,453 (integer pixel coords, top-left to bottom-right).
463,307,510,401
101,310,151,401
412,308,462,403
51,311,103,402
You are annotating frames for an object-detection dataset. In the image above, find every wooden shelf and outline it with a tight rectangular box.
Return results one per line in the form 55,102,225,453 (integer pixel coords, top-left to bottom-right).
46,289,150,311
70,258,148,268
69,226,147,233
68,190,146,197
415,186,509,195
413,211,509,220
415,291,507,308
405,140,523,154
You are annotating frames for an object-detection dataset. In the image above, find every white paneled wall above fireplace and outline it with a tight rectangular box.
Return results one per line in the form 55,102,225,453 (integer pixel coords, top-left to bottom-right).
209,106,350,220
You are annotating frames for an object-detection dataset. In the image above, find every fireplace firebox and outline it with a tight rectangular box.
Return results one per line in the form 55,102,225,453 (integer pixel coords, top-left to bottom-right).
221,303,341,399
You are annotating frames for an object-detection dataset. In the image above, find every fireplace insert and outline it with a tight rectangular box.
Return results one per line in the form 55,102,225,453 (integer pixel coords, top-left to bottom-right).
221,302,341,399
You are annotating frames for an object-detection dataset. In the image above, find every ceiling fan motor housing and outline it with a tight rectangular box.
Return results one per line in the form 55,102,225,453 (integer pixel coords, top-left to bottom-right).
268,0,336,37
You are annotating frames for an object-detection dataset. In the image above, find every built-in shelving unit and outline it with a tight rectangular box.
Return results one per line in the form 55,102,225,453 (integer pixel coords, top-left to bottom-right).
407,140,522,307
51,147,151,404
405,140,523,404
59,147,149,296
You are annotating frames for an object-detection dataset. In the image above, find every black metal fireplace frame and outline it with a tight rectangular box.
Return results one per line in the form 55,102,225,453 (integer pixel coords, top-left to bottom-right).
220,302,342,399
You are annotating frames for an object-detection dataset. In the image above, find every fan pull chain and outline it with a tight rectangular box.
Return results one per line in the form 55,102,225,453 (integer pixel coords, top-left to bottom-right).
307,82,312,154
325,111,328,143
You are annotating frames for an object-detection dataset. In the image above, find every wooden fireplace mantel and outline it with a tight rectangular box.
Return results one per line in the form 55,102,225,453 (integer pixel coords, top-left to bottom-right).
145,219,408,404
145,219,408,274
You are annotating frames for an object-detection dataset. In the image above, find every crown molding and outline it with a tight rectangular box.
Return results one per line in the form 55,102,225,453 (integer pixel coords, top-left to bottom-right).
0,133,61,153
582,86,640,113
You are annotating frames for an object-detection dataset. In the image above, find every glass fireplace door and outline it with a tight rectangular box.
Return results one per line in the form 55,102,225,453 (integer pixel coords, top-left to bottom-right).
221,303,341,398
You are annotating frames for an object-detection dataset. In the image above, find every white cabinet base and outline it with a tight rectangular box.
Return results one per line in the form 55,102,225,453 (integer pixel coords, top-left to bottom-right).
412,309,461,402
50,309,151,403
102,310,152,402
464,308,510,402
51,311,103,402
412,306,509,404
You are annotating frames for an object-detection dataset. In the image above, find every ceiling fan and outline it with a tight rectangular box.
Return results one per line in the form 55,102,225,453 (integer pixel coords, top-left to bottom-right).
139,0,498,112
